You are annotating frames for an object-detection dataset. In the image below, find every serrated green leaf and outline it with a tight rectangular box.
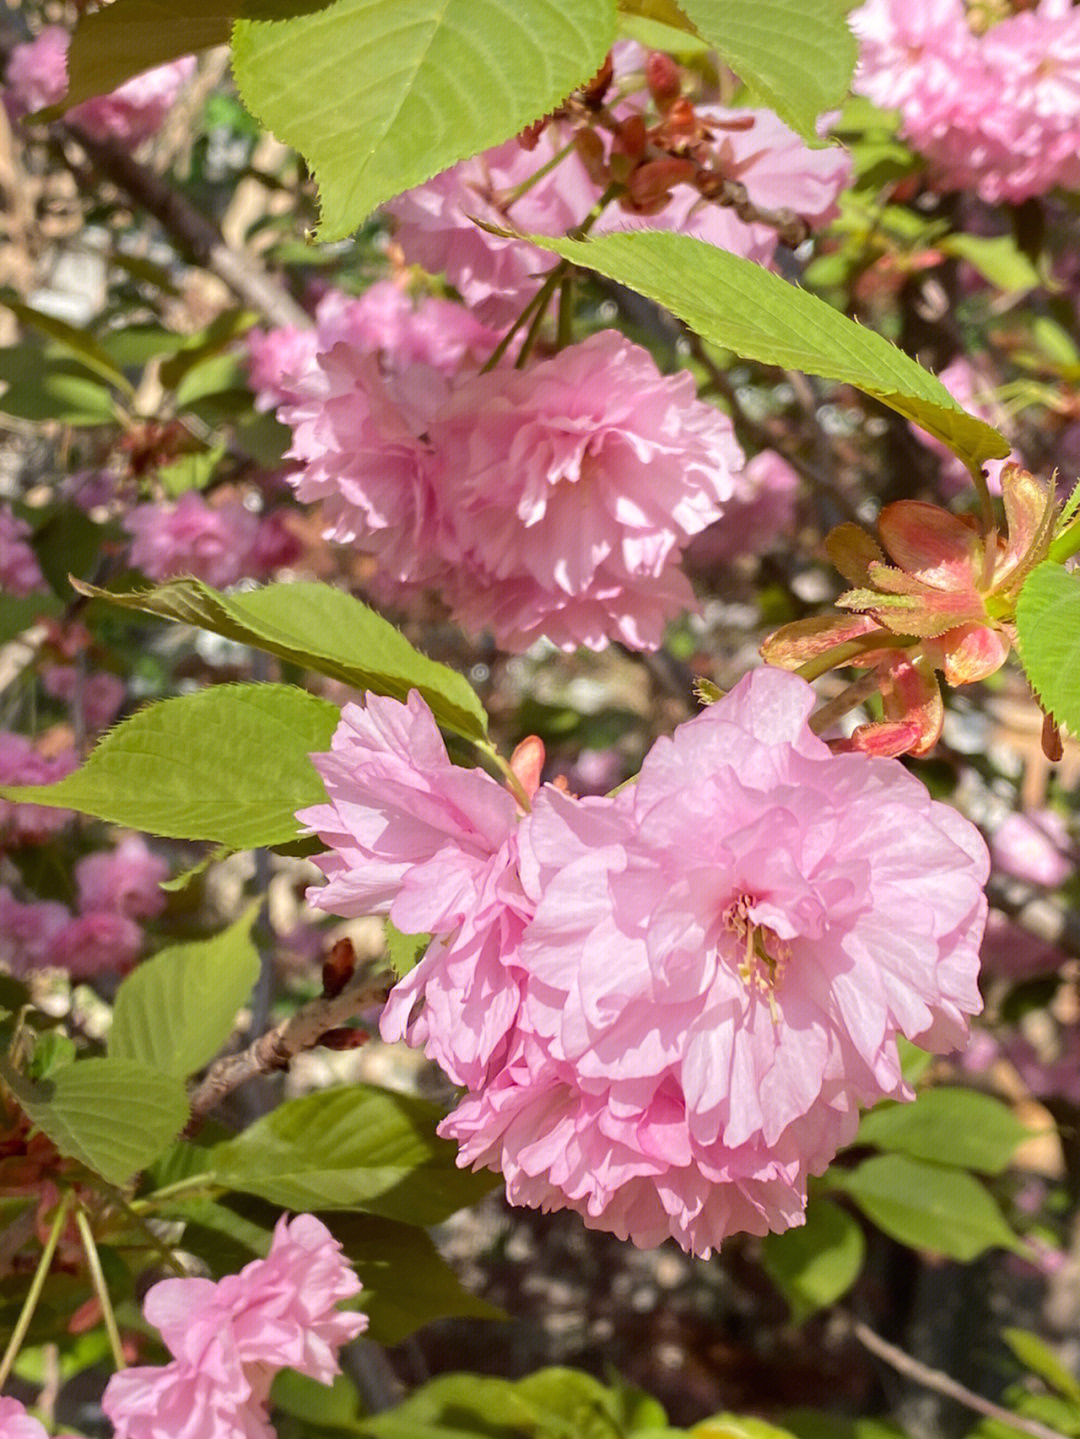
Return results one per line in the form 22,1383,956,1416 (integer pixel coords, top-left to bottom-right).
522,230,1010,471
939,234,1041,296
209,1084,497,1221
0,683,339,849
385,920,430,979
856,1089,1032,1175
761,1200,865,1322
77,578,489,742
110,906,260,1078
1016,563,1080,736
231,0,617,241
674,0,856,140
0,1055,188,1187
0,593,64,646
324,1214,503,1344
830,1154,1021,1260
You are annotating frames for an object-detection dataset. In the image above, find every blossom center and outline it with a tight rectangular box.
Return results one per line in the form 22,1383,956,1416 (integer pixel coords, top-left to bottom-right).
721,892,791,1020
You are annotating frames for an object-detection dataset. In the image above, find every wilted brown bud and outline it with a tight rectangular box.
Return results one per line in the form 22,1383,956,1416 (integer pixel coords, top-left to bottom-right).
574,127,610,187
317,1027,370,1051
579,53,614,108
321,937,356,998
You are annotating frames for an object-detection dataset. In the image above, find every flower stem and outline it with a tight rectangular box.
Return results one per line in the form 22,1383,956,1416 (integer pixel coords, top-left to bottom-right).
808,668,884,736
556,271,575,351
482,263,566,374
74,1205,126,1372
498,138,578,209
0,1190,73,1390
793,629,912,683
476,739,532,811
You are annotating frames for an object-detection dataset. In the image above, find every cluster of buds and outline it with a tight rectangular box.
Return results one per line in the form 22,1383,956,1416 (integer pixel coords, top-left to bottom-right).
529,50,810,244
762,465,1061,756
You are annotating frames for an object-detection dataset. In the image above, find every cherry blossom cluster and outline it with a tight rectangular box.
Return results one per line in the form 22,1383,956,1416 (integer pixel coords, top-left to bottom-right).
4,26,195,146
0,834,166,979
0,506,46,597
123,491,301,590
276,322,746,651
299,671,988,1257
101,1214,367,1439
852,0,1080,203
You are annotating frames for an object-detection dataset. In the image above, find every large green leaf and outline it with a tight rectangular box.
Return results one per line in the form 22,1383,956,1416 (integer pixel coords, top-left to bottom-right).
0,347,117,426
325,1214,503,1344
830,1155,1021,1261
524,230,1010,472
673,0,856,141
1016,562,1080,736
231,0,617,241
856,1089,1032,1175
0,593,64,646
0,295,132,394
0,1055,188,1188
110,907,261,1078
0,683,338,849
209,1084,497,1221
79,579,488,743
761,1200,865,1322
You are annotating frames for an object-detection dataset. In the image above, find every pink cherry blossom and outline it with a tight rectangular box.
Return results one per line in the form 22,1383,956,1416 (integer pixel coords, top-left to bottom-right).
41,666,126,733
75,834,168,919
4,26,195,146
0,886,69,976
0,506,45,596
102,1214,366,1439
385,131,598,326
124,492,261,589
299,691,530,1088
50,910,144,977
428,330,744,651
980,909,1068,981
245,323,321,412
686,449,800,568
990,809,1074,888
0,1397,50,1439
0,732,77,846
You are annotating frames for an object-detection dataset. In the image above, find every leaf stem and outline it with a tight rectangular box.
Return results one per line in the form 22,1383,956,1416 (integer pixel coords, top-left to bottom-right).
481,268,563,374
74,1205,126,1372
0,1190,72,1390
793,629,913,682
1047,513,1080,566
477,740,532,811
498,138,578,209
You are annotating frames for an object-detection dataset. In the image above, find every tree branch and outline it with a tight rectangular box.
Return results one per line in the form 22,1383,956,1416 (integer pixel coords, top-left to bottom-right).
186,968,391,1127
847,1317,1074,1439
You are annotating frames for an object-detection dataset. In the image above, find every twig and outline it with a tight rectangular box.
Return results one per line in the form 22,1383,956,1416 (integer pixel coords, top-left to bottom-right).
847,1317,1074,1439
186,968,391,1127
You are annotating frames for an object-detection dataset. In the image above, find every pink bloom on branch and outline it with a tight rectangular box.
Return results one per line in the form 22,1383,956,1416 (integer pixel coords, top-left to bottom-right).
686,449,800,568
103,1214,366,1439
429,330,744,651
0,732,77,846
990,809,1074,889
4,26,195,146
124,492,261,589
41,666,126,733
50,910,144,977
0,1398,50,1439
75,834,168,919
0,887,69,976
0,506,45,597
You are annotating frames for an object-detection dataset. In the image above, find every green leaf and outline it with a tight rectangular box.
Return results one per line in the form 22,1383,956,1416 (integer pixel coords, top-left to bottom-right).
0,1055,188,1187
231,0,617,241
385,921,430,979
938,234,1041,295
155,444,226,498
856,1089,1032,1175
0,347,117,426
522,230,1010,472
1016,562,1080,736
674,0,856,141
0,683,339,849
1002,1329,1080,1403
325,1214,503,1344
77,578,489,742
209,1084,497,1222
693,1420,800,1439
272,1369,364,1432
110,906,261,1078
830,1154,1021,1260
358,1373,539,1439
761,1200,865,1321
0,295,133,395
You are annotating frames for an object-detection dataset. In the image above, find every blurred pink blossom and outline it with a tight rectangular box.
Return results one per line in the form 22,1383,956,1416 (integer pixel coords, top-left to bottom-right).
1006,1024,1080,1107
0,1397,50,1439
41,666,126,733
50,911,144,977
102,1214,366,1439
991,809,1074,888
0,732,77,846
686,449,800,568
0,506,45,596
0,886,69,976
4,26,195,146
124,492,260,589
912,359,1012,498
980,910,1069,981
75,835,168,919
428,330,744,650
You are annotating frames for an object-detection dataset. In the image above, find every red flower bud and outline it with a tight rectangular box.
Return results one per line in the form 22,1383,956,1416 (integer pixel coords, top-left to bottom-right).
645,50,682,109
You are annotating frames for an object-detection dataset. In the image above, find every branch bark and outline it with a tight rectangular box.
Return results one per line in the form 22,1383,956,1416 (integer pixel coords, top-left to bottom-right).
186,968,391,1128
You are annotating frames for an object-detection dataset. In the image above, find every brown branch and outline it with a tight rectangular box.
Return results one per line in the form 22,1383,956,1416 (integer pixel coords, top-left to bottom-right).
186,969,391,1127
847,1317,1074,1439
